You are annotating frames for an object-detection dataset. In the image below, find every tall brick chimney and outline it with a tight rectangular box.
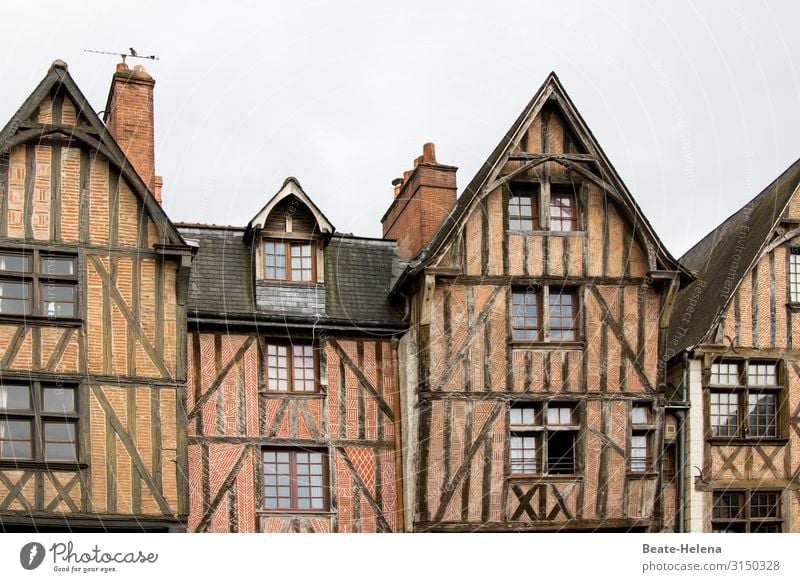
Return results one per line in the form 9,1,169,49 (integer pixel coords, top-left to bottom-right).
381,143,457,261
104,62,163,202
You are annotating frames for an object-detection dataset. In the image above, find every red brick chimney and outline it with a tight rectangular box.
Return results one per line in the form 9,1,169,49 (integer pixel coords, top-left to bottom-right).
381,143,457,261
104,62,163,202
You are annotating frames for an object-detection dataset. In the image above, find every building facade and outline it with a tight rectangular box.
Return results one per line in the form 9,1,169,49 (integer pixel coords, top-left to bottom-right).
0,59,797,533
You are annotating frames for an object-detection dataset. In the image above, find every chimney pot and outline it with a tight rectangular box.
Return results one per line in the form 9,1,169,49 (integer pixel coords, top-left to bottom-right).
422,142,436,164
391,178,404,187
116,62,129,72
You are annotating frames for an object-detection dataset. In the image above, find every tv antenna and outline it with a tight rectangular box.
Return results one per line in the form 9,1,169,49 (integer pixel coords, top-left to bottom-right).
83,48,159,64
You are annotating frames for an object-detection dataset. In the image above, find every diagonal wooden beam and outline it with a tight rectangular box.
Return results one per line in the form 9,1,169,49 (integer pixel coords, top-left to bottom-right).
435,287,502,391
187,336,255,420
44,472,81,512
549,483,574,520
330,340,394,421
589,287,654,391
510,485,538,520
44,328,74,372
0,470,34,511
1,327,27,369
336,447,392,532
91,385,173,515
584,426,626,457
433,401,504,522
297,400,321,440
266,399,290,437
197,445,250,532
754,445,780,478
715,447,743,480
88,256,171,378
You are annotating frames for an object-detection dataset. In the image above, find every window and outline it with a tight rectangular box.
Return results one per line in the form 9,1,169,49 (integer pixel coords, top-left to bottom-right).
630,404,654,473
790,249,800,303
508,184,538,231
0,251,77,318
0,382,78,462
262,240,314,282
512,288,577,342
262,448,328,511
712,491,782,532
509,402,579,475
265,343,317,392
549,186,578,232
708,361,782,439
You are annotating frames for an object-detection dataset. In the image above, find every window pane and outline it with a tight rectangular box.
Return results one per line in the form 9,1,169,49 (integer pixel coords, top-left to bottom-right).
0,420,32,459
0,384,30,409
292,345,315,391
508,187,537,231
751,492,780,519
44,422,75,442
748,392,777,437
0,282,31,315
710,363,739,385
0,253,31,273
550,189,577,232
748,363,777,386
510,434,537,473
549,291,576,341
713,492,743,519
44,387,77,413
266,344,289,391
631,405,649,425
547,405,574,425
710,392,739,437
547,431,575,474
290,243,313,281
512,291,539,341
630,434,649,472
45,442,77,461
41,256,75,276
791,252,800,303
263,241,286,280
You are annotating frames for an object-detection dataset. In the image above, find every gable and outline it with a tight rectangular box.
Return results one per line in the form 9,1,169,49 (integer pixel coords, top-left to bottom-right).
248,177,334,235
0,60,184,247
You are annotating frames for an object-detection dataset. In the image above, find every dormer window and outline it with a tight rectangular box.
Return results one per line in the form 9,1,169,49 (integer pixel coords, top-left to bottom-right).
263,240,315,282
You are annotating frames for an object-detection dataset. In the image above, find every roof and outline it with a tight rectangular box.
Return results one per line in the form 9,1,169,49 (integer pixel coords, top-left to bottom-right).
179,226,255,315
392,72,691,291
325,235,404,323
667,157,800,356
0,60,185,247
179,226,405,326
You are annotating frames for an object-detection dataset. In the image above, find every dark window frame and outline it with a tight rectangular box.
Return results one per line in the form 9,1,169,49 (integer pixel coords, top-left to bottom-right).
0,381,80,464
509,402,580,477
630,403,655,473
549,184,579,232
261,447,330,512
261,239,316,283
263,341,319,393
707,360,784,441
712,490,783,533
511,286,579,343
0,249,78,319
507,184,539,231
790,247,800,304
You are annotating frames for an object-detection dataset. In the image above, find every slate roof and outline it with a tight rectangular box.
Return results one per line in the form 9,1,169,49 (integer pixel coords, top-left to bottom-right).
178,226,405,327
667,157,800,357
178,225,255,316
325,235,404,323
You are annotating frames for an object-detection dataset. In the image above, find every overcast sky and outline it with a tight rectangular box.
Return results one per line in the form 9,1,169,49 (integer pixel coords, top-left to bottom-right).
3,1,799,256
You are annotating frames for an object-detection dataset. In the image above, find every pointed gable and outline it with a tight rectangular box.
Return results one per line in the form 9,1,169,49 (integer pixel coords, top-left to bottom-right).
247,177,334,236
667,158,800,355
0,59,184,246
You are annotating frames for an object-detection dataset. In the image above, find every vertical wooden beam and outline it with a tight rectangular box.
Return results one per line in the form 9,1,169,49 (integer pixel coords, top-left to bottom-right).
484,319,493,391
460,401,473,521
106,413,118,513
338,356,346,439
443,289,452,369
128,255,139,377
480,197,489,277
417,402,432,522
601,195,610,276
31,327,41,371
786,249,793,349
79,148,90,243
236,359,246,435
201,443,210,522
23,144,34,239
752,264,759,348
50,136,62,241
192,332,204,436
618,286,627,391
375,341,384,442
108,170,119,247
215,335,224,435
151,388,163,493
357,342,366,440
374,448,383,515
770,252,777,346
543,351,551,392
480,432,492,522
734,293,741,347
352,482,362,533
442,400,453,488
595,400,609,518
155,258,165,354
79,382,92,513
102,259,113,375
506,287,513,392
34,472,44,511
0,153,8,238
502,185,509,274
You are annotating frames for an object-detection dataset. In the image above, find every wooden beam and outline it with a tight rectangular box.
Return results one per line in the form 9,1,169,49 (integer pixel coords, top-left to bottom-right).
330,340,394,421
196,445,250,532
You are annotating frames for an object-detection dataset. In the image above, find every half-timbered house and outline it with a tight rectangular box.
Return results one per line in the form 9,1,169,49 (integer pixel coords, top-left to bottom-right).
0,60,193,532
666,159,800,532
179,177,407,532
387,74,692,532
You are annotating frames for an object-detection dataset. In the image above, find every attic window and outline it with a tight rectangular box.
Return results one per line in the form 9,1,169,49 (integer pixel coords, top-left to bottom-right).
263,240,315,282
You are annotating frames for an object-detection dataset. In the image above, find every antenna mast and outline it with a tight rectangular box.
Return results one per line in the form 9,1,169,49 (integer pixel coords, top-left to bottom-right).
83,48,159,64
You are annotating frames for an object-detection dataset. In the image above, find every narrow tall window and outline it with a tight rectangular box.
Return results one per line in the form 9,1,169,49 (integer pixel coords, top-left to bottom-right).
508,185,538,231
511,290,540,341
262,449,328,511
549,290,576,340
549,186,578,232
790,249,800,303
630,404,653,473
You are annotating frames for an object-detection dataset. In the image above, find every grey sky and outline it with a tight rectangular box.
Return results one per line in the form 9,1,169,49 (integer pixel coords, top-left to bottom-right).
4,1,799,257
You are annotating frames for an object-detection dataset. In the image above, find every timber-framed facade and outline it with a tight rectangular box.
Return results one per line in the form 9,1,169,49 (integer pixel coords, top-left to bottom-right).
2,59,800,534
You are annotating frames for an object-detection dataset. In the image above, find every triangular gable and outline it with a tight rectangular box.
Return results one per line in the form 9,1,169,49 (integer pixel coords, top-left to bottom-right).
409,72,690,282
667,157,800,356
0,59,184,246
247,177,335,235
